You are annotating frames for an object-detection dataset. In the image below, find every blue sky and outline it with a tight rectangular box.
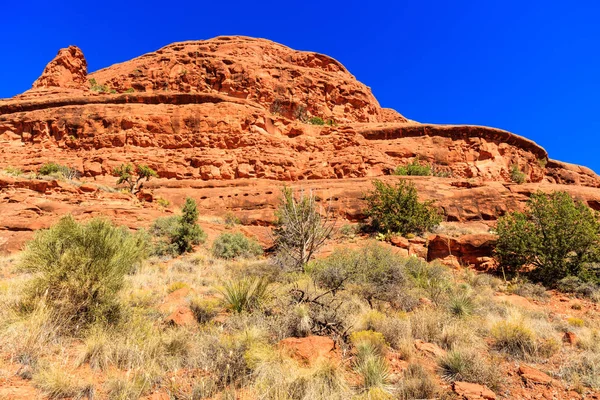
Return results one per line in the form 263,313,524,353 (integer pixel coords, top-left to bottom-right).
2,1,599,172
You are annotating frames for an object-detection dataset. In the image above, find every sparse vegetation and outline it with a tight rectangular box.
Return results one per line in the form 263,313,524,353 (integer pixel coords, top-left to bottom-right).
308,116,325,125
1,187,599,397
89,78,113,93
212,232,263,259
394,159,432,176
38,162,79,180
365,180,442,236
113,163,158,194
510,164,527,184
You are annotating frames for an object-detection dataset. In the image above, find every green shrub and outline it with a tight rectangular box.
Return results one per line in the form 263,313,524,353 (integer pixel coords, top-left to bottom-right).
212,232,263,259
151,197,206,256
89,78,111,93
38,162,79,179
113,163,158,194
308,116,325,125
20,216,148,331
495,191,600,286
365,180,442,235
220,277,270,313
510,164,527,184
394,159,432,176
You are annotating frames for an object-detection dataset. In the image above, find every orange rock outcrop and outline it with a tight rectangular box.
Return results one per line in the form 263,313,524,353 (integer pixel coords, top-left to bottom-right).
1,35,600,255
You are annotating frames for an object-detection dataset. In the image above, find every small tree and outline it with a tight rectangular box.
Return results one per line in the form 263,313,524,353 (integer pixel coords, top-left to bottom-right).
495,191,600,286
274,188,335,271
365,180,441,236
113,163,158,194
151,197,206,256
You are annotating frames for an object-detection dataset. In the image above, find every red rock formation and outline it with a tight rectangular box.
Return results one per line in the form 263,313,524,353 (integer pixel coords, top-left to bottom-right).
31,46,88,90
1,36,600,255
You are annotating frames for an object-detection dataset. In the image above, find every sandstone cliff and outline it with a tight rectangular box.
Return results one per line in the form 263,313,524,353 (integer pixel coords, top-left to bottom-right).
1,35,599,257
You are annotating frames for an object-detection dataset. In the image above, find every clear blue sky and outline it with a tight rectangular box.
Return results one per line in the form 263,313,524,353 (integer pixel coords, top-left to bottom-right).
2,1,599,172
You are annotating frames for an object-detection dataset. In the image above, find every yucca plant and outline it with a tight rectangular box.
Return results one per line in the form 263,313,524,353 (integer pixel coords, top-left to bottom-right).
219,277,270,313
354,344,392,393
447,293,475,317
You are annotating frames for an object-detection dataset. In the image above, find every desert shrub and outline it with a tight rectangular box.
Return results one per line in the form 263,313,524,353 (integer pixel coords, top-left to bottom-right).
113,163,158,194
189,297,220,324
405,259,451,304
396,363,439,400
224,211,241,227
490,319,537,358
438,348,499,389
394,159,432,176
339,223,359,238
557,276,600,301
1,303,64,367
309,243,409,307
3,166,23,176
38,162,79,180
33,364,91,399
274,188,335,271
495,191,600,286
365,180,442,235
567,317,585,328
308,116,325,125
364,315,412,353
220,277,270,313
577,329,600,352
20,216,148,331
510,164,526,184
350,330,388,355
212,232,263,259
354,344,392,393
561,351,600,390
285,283,357,339
156,197,170,208
150,197,206,256
507,280,549,301
253,357,350,400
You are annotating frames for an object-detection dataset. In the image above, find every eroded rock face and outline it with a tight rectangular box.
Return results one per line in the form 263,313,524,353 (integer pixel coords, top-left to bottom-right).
31,46,88,90
1,36,600,254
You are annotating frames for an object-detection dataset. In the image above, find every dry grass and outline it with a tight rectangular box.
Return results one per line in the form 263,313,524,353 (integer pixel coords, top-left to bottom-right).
0,236,599,397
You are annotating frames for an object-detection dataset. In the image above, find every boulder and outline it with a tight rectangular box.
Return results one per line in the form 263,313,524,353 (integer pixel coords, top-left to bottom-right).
453,381,496,400
518,364,553,385
279,336,335,365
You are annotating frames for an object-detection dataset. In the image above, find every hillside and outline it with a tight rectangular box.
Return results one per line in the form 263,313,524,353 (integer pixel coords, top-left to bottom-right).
0,36,599,399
